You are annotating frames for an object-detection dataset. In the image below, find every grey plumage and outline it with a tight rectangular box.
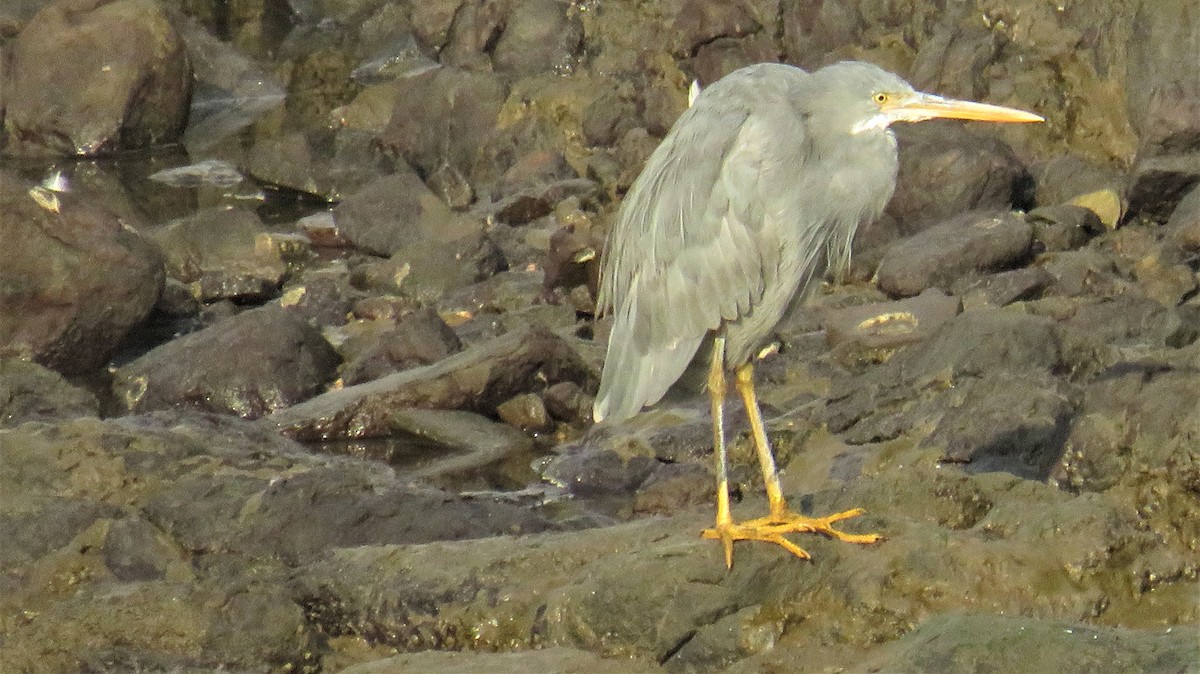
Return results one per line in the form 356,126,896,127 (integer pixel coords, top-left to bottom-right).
594,62,909,423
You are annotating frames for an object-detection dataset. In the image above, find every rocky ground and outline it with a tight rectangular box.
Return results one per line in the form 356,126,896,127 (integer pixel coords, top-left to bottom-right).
1,0,1199,672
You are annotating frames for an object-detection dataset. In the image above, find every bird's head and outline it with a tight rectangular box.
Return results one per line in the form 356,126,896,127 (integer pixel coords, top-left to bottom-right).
810,61,1043,138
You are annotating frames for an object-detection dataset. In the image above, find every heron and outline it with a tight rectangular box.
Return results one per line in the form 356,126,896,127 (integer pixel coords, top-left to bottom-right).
592,61,1043,568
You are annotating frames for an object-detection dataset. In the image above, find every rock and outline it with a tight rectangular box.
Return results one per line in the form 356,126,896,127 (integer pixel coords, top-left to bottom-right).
340,307,463,385
496,392,552,433
111,305,341,419
875,210,1034,298
269,325,596,441
0,359,99,427
380,407,536,486
821,288,961,351
279,264,361,327
1125,1,1200,159
924,370,1074,479
0,170,164,375
540,223,601,305
247,128,401,202
380,67,507,182
1127,154,1200,223
863,122,1032,247
1165,182,1200,251
542,381,593,424
857,613,1199,673
149,206,287,303
332,172,481,257
4,0,191,155
1027,204,1101,253
952,267,1055,310
341,647,662,674
1029,155,1126,227
491,0,584,77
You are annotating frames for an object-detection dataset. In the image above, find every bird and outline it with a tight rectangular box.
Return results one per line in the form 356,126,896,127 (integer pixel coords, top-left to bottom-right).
591,61,1043,568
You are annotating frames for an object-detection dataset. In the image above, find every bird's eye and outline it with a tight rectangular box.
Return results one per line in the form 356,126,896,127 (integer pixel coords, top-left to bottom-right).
873,92,890,105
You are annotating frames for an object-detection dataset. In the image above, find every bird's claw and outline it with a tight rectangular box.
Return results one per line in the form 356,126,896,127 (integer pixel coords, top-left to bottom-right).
701,507,881,567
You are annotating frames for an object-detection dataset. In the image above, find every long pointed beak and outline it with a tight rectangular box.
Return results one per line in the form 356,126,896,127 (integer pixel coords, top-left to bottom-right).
886,93,1044,124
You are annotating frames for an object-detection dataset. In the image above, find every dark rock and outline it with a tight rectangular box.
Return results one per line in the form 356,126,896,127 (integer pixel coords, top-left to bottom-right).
111,305,340,419
340,648,662,674
686,33,780,89
822,289,961,351
0,170,163,375
247,128,400,202
490,178,600,226
383,407,535,485
859,613,1199,673
340,307,463,385
1027,204,1101,252
542,447,657,498
332,172,481,257
825,310,1078,445
632,461,712,516
102,516,181,582
542,381,592,423
875,210,1034,298
438,0,505,70
380,67,507,182
3,0,191,155
1029,155,1125,227
427,162,475,211
1165,182,1200,251
270,325,596,441
492,0,584,77
925,370,1074,480
1034,247,1129,300
0,359,99,426
540,223,601,305
496,392,552,433
952,267,1054,310
149,206,286,303
409,0,463,52
671,0,761,58
867,123,1032,245
779,0,860,70
1125,1,1200,158
1127,154,1200,223
279,264,361,327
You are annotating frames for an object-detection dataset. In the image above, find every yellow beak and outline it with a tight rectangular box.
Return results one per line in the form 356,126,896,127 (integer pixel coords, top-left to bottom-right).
886,93,1044,124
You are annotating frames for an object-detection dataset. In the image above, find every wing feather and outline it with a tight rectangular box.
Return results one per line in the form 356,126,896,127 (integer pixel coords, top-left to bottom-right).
594,66,809,422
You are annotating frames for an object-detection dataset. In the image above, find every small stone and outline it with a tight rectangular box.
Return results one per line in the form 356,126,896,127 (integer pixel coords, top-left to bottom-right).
496,393,552,432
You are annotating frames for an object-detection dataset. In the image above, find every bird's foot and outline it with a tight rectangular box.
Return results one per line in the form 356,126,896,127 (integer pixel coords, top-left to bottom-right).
701,507,881,568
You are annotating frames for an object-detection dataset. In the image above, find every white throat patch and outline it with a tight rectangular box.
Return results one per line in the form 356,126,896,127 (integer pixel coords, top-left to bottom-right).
850,112,891,135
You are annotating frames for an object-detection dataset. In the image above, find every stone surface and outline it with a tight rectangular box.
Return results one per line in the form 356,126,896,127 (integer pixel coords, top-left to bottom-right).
4,0,192,155
0,170,164,375
111,305,341,419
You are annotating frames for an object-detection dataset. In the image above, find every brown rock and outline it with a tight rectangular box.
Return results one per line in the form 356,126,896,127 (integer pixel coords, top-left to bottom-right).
4,0,191,155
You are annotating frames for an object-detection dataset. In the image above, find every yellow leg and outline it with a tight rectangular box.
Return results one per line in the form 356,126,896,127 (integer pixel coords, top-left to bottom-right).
704,336,735,568
701,361,882,566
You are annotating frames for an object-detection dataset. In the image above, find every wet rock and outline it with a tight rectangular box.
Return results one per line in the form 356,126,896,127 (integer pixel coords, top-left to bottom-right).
427,162,475,211
540,223,601,305
332,172,481,257
1127,154,1200,223
0,170,164,375
542,381,593,424
247,128,399,202
1165,182,1200,252
382,407,536,484
279,264,361,327
858,613,1199,673
1027,204,1101,252
4,0,191,156
496,392,552,433
952,267,1054,310
924,370,1074,479
0,359,99,427
822,288,961,351
149,206,288,303
380,67,507,182
1125,1,1200,159
492,0,584,77
825,309,1083,449
1052,359,1200,553
1029,155,1126,227
490,178,600,226
875,210,1034,298
341,647,662,674
340,307,463,386
270,325,596,441
111,305,340,419
867,123,1033,245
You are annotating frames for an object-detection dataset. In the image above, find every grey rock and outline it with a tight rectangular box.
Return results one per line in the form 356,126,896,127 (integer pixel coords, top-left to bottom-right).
3,0,191,155
0,359,98,426
1027,204,1101,252
111,305,340,419
492,0,584,77
0,170,164,375
340,307,463,385
341,647,663,674
247,128,400,202
876,210,1033,298
332,172,481,257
